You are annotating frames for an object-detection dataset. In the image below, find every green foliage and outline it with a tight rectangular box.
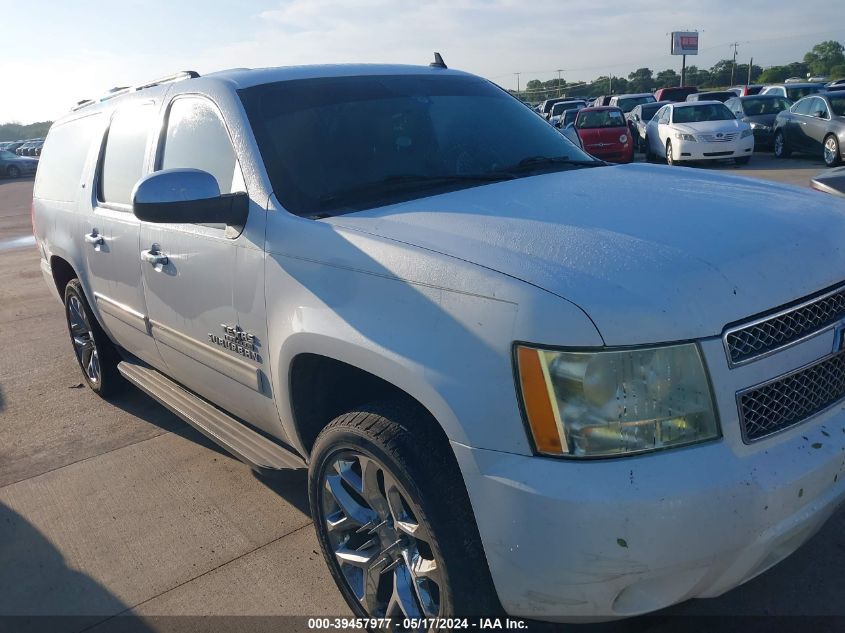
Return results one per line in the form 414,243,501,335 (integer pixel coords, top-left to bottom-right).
829,64,845,79
0,121,53,141
655,69,679,88
758,66,789,83
627,67,655,93
804,40,845,76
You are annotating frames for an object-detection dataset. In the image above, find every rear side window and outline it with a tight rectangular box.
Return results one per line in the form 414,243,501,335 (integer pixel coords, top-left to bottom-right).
33,114,101,201
99,104,155,206
159,98,242,194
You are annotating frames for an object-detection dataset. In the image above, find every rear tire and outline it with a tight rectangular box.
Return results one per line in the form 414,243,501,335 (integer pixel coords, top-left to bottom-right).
63,279,124,397
7,165,20,178
824,135,842,167
309,401,501,620
774,131,791,158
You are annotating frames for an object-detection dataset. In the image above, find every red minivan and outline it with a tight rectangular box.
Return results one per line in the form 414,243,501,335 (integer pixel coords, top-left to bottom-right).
574,106,633,163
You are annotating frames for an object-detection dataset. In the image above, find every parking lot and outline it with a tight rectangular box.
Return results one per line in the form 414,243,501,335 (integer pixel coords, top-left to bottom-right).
2,154,845,632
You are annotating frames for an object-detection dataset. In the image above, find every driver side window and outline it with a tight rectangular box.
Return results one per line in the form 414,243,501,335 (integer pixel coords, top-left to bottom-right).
658,107,671,124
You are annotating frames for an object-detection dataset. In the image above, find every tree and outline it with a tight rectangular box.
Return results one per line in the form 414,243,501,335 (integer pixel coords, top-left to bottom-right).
685,65,711,87
830,64,845,80
627,67,655,93
758,65,789,83
655,69,679,88
804,40,845,76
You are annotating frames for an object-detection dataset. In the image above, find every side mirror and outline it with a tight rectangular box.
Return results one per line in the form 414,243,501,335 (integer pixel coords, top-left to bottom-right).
735,111,744,119
554,120,562,128
813,110,826,118
132,169,249,226
811,167,845,197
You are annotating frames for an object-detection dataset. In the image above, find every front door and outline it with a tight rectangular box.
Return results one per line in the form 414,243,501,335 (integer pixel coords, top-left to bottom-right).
83,101,163,368
139,95,278,433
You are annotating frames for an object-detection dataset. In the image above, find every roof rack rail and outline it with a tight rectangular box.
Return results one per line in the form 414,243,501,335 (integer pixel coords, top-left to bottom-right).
72,70,200,112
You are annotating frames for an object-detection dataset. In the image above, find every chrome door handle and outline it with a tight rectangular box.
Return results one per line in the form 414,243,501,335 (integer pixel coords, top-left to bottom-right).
84,231,104,245
141,247,168,266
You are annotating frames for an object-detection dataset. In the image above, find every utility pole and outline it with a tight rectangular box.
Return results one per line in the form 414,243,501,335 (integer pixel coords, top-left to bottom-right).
557,69,563,97
609,75,613,94
747,57,753,85
514,72,521,100
729,42,740,86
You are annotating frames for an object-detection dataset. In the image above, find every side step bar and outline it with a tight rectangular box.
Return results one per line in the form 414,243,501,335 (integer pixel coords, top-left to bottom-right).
118,359,304,471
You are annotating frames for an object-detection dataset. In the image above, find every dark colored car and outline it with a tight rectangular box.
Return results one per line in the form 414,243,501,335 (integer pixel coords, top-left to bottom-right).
773,93,845,166
686,91,736,103
538,97,582,119
4,140,26,154
548,99,587,119
761,83,826,101
0,149,39,178
729,85,764,97
653,86,698,102
725,95,793,149
626,101,670,152
609,93,656,113
574,106,633,163
826,79,845,89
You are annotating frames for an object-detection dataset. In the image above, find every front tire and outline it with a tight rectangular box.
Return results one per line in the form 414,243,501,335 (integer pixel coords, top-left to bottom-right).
309,402,500,621
64,279,124,396
774,131,791,158
824,135,842,167
666,139,679,166
7,165,20,178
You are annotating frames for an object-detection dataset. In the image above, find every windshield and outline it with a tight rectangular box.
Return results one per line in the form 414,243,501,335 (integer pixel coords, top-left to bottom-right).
550,101,583,116
617,95,655,113
576,109,626,129
786,86,823,100
673,103,735,123
830,95,845,116
742,97,791,115
240,74,597,217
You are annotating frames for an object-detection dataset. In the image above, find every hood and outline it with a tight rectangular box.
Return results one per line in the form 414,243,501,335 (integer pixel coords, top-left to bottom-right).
326,164,845,346
676,119,746,135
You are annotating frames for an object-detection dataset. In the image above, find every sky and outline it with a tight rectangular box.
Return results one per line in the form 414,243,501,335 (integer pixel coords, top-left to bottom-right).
2,0,844,122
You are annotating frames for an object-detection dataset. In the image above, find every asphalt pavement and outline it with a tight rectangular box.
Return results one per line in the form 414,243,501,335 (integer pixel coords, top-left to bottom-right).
1,153,844,632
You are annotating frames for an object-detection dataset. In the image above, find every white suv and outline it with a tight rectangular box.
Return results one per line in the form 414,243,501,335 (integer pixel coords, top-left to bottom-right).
33,63,845,621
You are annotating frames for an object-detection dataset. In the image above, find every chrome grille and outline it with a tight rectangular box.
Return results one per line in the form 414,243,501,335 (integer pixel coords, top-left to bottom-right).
738,352,845,442
724,285,845,366
698,132,738,142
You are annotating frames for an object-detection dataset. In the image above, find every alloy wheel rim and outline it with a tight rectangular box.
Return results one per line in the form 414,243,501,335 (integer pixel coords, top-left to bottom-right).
825,138,837,164
775,134,783,156
667,142,673,164
68,295,100,384
320,450,442,620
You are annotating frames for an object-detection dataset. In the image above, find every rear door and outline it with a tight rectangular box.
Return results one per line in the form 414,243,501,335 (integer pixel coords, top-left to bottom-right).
83,101,163,368
802,97,830,153
139,95,278,432
790,98,816,150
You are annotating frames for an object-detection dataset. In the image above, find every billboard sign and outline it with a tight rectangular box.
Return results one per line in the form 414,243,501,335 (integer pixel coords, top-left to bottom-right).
671,31,699,55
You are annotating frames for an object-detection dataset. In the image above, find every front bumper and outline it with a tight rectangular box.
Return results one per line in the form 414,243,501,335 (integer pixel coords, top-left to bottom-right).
751,127,774,147
454,400,845,621
674,135,754,161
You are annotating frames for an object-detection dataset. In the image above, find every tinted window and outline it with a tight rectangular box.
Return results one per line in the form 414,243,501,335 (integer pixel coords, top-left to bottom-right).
616,95,655,113
658,107,671,124
793,98,815,115
830,95,845,116
576,109,626,129
742,97,791,115
786,86,823,101
673,104,735,123
160,98,241,194
640,103,663,120
34,115,101,202
240,75,596,217
100,104,155,206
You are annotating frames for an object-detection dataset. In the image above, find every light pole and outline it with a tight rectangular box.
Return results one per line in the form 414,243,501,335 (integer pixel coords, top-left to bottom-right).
557,69,563,97
730,42,740,86
515,72,521,100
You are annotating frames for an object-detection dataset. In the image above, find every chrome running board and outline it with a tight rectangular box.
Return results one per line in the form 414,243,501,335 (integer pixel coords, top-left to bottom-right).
118,359,304,471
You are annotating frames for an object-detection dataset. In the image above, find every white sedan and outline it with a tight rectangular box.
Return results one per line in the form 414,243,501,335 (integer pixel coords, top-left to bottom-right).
645,101,754,166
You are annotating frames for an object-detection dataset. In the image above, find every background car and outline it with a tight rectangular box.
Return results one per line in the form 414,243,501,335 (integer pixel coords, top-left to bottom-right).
547,99,587,121
729,85,764,96
773,92,845,166
826,78,845,89
725,95,793,149
653,86,698,102
760,83,826,100
645,101,754,166
550,106,582,130
573,106,633,163
608,92,656,113
591,95,613,106
538,97,581,119
686,90,736,103
0,149,38,178
627,101,670,152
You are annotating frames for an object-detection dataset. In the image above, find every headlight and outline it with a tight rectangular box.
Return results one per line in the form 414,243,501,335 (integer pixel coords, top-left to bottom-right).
674,132,696,142
741,128,753,138
515,343,719,458
619,134,628,144
749,122,769,130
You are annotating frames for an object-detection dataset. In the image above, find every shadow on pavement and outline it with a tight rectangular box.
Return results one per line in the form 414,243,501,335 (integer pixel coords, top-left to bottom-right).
0,502,154,633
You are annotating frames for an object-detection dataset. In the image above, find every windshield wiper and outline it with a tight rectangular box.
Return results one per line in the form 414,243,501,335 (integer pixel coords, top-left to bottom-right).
508,155,606,172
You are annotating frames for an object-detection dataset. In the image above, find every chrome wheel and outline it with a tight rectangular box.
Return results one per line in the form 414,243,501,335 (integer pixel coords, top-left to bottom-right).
774,132,785,157
67,294,100,384
824,136,840,166
320,450,442,619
